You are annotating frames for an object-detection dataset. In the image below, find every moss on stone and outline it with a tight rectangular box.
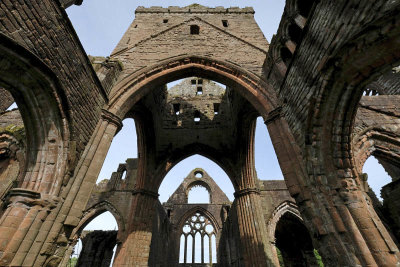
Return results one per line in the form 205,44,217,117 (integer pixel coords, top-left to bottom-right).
0,124,25,143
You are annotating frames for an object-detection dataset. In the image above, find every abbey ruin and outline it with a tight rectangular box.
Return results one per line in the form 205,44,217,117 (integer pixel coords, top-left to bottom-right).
0,1,399,266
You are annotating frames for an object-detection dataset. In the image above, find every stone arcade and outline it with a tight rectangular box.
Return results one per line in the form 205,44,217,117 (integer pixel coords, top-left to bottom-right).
0,1,399,266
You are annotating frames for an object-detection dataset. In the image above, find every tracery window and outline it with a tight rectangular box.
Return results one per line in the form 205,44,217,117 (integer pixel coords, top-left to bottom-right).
179,212,217,264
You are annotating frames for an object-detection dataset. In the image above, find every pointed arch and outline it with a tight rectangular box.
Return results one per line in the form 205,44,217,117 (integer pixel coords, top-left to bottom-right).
72,201,125,240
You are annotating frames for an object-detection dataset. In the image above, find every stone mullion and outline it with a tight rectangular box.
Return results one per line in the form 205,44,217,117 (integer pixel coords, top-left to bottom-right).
184,234,188,264
201,234,204,263
192,233,195,265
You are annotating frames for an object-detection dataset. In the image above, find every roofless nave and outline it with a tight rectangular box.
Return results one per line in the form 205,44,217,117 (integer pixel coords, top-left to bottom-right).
0,1,399,266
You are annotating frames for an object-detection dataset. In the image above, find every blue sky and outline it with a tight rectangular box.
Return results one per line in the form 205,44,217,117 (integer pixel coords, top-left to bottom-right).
65,0,391,238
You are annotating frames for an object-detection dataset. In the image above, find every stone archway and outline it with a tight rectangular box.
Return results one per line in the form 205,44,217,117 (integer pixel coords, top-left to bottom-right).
0,33,72,267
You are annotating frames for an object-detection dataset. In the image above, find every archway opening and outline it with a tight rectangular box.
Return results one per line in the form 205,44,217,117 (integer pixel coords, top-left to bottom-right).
362,156,392,201
96,118,137,183
0,95,25,205
159,154,234,202
188,185,210,204
255,116,284,180
275,212,323,266
69,211,118,267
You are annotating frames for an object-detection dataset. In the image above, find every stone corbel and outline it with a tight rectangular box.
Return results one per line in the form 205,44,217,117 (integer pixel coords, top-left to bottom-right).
101,109,123,133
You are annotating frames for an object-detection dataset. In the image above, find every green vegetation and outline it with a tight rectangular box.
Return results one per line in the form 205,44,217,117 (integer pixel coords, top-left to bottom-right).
0,124,25,143
275,247,324,266
314,249,324,267
276,247,285,266
67,257,78,267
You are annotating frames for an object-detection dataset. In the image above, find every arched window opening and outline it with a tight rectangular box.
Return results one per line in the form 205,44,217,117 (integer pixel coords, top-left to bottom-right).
179,212,217,264
179,234,185,263
5,102,17,111
280,46,293,65
97,118,137,183
194,171,203,178
159,154,234,202
188,185,210,203
362,156,392,201
288,23,302,45
255,117,284,180
0,99,25,200
275,212,322,266
121,170,127,180
297,0,314,18
194,110,201,124
190,25,200,34
363,88,379,96
70,211,118,267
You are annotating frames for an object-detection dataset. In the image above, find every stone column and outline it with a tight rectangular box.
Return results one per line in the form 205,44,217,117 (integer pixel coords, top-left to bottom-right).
0,188,58,266
234,189,277,266
24,110,121,266
112,189,159,267
265,108,400,266
233,117,277,267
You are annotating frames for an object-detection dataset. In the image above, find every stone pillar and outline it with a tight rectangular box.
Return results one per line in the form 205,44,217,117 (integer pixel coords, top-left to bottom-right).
233,117,277,267
7,110,122,266
234,189,277,266
265,108,400,266
113,189,159,266
0,188,58,266
76,230,117,267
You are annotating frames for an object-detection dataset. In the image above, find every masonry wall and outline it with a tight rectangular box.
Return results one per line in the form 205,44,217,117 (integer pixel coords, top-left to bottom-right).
0,89,14,112
0,0,107,153
111,6,269,81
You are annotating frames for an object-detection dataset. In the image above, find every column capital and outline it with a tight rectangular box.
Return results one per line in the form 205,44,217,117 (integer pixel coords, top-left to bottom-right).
265,106,282,125
101,109,123,132
234,187,261,198
3,188,59,209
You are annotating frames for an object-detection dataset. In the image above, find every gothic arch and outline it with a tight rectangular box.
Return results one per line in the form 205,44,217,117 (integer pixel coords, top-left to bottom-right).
107,55,279,120
0,33,71,195
302,10,400,266
72,201,125,240
154,146,236,191
353,126,400,175
267,201,302,238
308,12,400,185
177,206,221,232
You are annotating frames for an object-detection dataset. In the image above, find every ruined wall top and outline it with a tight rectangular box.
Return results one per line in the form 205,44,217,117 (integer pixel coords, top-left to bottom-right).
135,5,255,14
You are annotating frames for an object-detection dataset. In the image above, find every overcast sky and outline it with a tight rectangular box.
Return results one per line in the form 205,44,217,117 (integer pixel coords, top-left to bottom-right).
65,1,391,235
